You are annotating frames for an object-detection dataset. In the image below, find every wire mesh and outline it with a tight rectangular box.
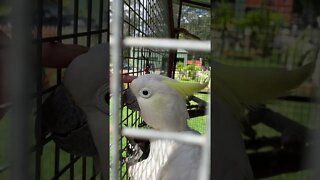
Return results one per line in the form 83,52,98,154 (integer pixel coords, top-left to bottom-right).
172,3,211,135
113,1,212,180
0,0,211,179
117,1,173,179
1,0,110,179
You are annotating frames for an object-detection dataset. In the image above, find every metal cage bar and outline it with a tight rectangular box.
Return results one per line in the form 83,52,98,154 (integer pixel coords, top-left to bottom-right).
123,37,210,51
1,0,110,179
111,1,212,176
9,0,34,179
110,0,124,179
35,0,44,179
120,37,211,180
111,1,211,179
1,0,211,179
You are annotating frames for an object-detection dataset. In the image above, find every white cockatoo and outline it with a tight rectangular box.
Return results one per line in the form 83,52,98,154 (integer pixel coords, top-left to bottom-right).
125,59,315,180
41,43,109,179
125,74,208,180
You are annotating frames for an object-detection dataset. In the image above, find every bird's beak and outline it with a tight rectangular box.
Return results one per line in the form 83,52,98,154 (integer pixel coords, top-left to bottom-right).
123,88,140,111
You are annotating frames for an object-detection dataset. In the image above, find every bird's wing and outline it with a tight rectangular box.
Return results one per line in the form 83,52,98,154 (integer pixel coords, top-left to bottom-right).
209,61,315,180
83,106,108,180
213,60,315,116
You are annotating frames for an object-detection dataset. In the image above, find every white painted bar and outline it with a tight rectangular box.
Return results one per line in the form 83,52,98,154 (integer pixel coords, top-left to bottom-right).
123,37,211,52
122,127,206,146
199,99,211,180
110,0,123,179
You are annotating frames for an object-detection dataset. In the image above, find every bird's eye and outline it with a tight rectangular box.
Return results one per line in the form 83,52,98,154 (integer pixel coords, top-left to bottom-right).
139,88,152,98
142,90,148,96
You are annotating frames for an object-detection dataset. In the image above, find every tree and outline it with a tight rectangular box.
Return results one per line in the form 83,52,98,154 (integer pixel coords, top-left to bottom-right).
179,6,211,40
182,64,200,80
236,10,284,57
176,6,211,65
211,2,234,55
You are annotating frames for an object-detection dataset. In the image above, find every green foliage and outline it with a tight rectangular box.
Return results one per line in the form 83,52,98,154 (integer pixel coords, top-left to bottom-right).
212,2,234,29
235,10,285,57
180,6,210,40
183,64,196,71
181,64,201,80
176,62,184,72
236,10,284,30
176,63,202,81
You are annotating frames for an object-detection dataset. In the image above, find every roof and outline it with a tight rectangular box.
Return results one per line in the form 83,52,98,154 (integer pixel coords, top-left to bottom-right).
173,0,210,9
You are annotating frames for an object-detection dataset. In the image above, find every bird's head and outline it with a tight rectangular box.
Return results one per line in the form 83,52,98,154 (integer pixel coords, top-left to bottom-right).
127,74,207,131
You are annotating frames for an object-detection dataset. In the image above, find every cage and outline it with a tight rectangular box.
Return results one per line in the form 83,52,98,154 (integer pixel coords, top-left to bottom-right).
111,0,211,180
2,0,319,179
0,0,110,179
0,0,211,180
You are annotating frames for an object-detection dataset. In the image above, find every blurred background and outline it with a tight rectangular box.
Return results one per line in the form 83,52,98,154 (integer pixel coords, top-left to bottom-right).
212,0,320,180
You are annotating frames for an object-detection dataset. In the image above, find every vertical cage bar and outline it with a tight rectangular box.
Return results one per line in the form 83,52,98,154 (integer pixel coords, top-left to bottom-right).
35,0,43,179
176,0,183,39
69,155,74,180
166,0,176,78
107,0,110,42
210,2,214,179
57,0,63,84
54,1,63,178
199,101,211,180
82,157,86,180
73,0,79,44
9,0,34,179
98,0,104,43
54,145,60,178
110,0,124,179
57,0,63,40
87,0,93,46
91,159,96,180
69,0,78,175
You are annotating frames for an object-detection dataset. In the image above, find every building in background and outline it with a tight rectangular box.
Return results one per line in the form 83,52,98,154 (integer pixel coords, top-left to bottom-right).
245,0,293,22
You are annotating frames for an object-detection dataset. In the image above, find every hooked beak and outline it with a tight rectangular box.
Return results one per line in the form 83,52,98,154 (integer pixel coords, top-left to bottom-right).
123,88,140,111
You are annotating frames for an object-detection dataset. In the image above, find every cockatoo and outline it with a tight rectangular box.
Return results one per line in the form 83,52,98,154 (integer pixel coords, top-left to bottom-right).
124,74,208,180
41,43,109,179
125,59,315,180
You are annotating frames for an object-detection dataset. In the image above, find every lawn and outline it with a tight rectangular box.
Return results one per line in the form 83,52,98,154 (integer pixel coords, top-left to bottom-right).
0,110,97,180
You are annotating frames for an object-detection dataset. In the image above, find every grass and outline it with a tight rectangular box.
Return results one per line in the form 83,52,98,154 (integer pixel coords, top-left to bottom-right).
0,110,97,180
254,100,319,180
188,93,209,134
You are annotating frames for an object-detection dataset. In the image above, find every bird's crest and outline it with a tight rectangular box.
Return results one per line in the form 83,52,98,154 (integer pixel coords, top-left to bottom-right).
161,80,208,97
